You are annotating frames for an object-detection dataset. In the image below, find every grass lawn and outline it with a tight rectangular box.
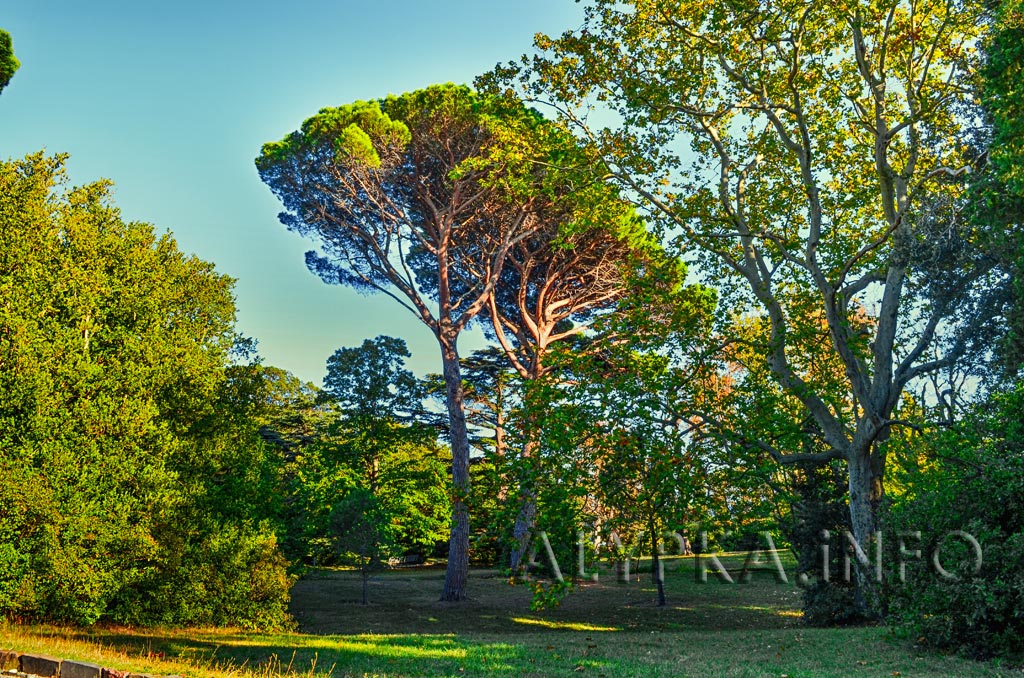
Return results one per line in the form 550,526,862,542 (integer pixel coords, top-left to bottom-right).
2,554,1019,677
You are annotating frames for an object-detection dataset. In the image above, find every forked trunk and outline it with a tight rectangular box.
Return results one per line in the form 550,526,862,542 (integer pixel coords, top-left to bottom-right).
440,337,471,601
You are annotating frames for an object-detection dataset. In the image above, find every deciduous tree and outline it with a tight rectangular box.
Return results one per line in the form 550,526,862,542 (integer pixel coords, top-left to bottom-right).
506,0,992,617
0,153,291,628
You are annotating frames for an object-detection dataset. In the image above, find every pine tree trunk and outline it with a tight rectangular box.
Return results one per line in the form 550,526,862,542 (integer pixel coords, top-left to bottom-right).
440,336,471,601
494,401,510,568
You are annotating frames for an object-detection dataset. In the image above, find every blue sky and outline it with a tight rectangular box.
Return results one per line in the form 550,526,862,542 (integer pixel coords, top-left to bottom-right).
0,1,582,384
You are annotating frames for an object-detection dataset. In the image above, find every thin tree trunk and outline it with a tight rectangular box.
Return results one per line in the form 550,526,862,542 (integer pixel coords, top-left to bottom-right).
509,436,539,573
494,391,511,568
362,566,369,606
440,336,471,601
650,518,665,606
494,383,508,502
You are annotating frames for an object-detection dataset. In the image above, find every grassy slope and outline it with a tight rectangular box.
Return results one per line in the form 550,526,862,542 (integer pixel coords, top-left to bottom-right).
2,555,1018,678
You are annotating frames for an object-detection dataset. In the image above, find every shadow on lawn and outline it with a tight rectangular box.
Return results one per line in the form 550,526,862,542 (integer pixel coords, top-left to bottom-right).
287,565,804,636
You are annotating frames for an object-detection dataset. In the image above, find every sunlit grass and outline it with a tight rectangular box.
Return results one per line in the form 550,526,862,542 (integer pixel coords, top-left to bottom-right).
509,617,619,632
0,623,329,678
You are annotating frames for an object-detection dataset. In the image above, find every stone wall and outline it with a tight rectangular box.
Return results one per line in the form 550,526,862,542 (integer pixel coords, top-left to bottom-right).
0,650,179,678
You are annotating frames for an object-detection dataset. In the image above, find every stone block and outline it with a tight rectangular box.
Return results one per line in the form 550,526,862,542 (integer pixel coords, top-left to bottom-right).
59,662,100,678
0,652,20,672
19,655,61,678
101,669,128,678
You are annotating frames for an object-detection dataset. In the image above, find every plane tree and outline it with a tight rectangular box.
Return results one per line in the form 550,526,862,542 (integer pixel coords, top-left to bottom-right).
502,0,993,616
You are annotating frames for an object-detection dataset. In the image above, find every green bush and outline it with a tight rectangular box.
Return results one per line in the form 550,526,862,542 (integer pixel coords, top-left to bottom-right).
0,154,293,629
886,387,1024,659
118,523,294,630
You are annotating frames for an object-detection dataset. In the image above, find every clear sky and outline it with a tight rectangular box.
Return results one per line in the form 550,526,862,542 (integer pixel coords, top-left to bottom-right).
0,1,583,384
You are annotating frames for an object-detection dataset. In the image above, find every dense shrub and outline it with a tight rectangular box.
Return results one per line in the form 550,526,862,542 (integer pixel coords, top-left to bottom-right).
0,154,293,629
117,523,293,630
886,386,1024,659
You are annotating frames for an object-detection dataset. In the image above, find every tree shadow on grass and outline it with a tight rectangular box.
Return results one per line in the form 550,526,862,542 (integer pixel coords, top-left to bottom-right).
287,566,803,636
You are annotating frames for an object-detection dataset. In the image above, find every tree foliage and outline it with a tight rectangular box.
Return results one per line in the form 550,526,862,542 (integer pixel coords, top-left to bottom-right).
0,29,17,95
985,0,1024,195
886,385,1024,659
500,0,993,617
0,153,292,628
877,5,1024,658
331,488,401,606
320,336,449,551
970,0,1024,374
322,336,423,421
474,119,681,572
442,347,519,565
267,340,449,570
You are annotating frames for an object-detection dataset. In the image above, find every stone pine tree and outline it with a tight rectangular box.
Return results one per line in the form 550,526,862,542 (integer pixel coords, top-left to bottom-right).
507,0,993,617
257,84,556,601
479,170,675,573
